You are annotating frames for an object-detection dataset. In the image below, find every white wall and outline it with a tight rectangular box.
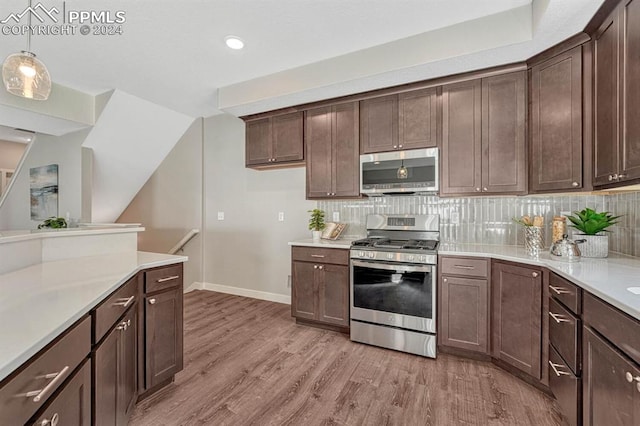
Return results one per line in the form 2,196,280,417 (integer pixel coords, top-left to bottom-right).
0,129,89,229
117,119,203,289
0,140,26,170
203,114,315,302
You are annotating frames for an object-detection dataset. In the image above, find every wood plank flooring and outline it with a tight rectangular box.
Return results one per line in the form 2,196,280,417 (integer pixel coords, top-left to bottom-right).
130,290,566,426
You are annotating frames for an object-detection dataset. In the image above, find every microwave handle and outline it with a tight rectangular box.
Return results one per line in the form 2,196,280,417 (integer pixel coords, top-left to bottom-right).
351,259,433,274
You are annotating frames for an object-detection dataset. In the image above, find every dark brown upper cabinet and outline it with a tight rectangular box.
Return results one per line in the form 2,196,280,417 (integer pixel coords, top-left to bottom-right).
594,0,640,187
245,112,304,168
530,46,585,192
305,102,360,199
360,88,438,154
441,71,526,196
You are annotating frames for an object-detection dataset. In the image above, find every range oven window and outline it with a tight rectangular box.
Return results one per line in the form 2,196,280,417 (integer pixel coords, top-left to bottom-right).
352,264,433,318
361,157,436,187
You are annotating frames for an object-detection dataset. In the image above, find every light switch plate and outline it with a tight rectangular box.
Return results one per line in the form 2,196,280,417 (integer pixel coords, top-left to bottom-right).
332,212,340,222
278,212,285,222
217,211,224,220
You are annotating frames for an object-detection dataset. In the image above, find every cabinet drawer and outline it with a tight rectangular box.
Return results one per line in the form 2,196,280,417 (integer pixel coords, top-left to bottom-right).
291,246,349,265
94,275,138,344
549,298,581,374
549,345,580,426
28,359,91,426
583,293,640,365
0,316,91,425
549,272,582,315
145,264,183,293
440,256,488,278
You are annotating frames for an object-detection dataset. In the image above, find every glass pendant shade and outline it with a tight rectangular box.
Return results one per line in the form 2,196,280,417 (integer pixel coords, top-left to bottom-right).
397,161,408,179
2,51,51,100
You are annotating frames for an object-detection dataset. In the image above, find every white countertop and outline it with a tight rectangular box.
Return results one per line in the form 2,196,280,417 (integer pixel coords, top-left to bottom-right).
288,237,359,249
0,251,187,382
0,226,145,245
439,243,640,321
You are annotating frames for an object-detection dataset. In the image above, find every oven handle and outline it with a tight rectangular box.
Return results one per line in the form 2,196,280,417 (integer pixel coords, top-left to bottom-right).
351,259,433,273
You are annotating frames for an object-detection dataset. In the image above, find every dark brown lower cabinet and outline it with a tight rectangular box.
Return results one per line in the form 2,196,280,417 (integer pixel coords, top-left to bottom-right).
491,261,543,380
583,327,640,425
144,287,184,390
29,360,92,426
549,345,581,426
94,306,137,426
439,275,489,354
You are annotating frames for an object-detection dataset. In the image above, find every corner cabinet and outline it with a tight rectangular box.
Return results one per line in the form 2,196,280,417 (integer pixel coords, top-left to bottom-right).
245,112,304,168
305,102,360,199
441,71,527,196
594,0,640,187
529,46,586,192
291,246,349,330
360,88,438,154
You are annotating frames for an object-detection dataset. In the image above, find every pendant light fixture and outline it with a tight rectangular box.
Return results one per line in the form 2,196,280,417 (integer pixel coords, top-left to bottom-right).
397,160,408,179
2,0,51,100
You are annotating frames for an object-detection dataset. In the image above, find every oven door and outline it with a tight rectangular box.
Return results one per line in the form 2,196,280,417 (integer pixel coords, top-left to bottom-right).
350,259,436,333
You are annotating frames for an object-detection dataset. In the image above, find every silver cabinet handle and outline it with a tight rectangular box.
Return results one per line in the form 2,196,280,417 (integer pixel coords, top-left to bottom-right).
453,265,474,270
625,372,640,383
549,311,571,323
313,265,318,269
113,295,135,308
157,275,180,283
310,254,325,258
549,285,571,295
393,145,398,149
532,272,539,278
475,188,481,192
149,298,156,305
398,145,403,148
571,182,579,187
117,319,132,331
40,412,59,426
483,187,488,192
549,361,571,377
318,265,324,270
618,174,627,179
443,278,448,283
326,192,331,196
26,366,70,402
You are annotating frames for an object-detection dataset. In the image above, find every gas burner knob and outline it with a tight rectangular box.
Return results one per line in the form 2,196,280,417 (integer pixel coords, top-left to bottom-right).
386,253,393,260
408,255,415,261
420,255,427,262
358,251,365,257
368,252,375,258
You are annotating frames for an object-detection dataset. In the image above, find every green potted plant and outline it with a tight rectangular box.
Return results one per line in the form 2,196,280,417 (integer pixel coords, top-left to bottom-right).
567,208,621,258
37,216,68,230
308,209,326,242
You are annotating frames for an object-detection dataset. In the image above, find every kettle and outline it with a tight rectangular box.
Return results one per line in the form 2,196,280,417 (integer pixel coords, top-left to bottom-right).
549,234,585,262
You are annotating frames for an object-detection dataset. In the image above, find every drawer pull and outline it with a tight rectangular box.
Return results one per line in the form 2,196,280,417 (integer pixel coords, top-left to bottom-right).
549,311,571,324
26,365,70,402
549,361,571,377
117,319,131,331
625,372,640,383
453,265,474,270
112,295,135,308
549,285,571,295
40,412,59,426
157,275,180,283
310,254,325,258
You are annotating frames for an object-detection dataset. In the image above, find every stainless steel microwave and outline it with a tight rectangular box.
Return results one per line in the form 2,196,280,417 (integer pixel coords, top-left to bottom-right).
360,148,439,195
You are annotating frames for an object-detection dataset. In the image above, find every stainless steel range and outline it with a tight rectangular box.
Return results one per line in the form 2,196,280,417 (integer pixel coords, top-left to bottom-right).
350,214,439,358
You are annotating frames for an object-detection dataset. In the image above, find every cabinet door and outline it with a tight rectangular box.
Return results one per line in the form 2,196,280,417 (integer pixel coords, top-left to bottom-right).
398,88,438,149
439,275,488,354
491,262,543,380
145,288,183,389
482,72,527,194
272,112,304,163
530,47,583,192
441,79,482,195
291,260,317,321
118,308,137,425
305,107,333,198
318,264,349,327
621,0,640,182
245,118,272,166
593,12,621,186
583,327,640,425
332,102,360,197
29,360,91,426
360,95,398,153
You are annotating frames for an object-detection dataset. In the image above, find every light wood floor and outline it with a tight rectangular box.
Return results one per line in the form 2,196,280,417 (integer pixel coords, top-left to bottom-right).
130,290,566,426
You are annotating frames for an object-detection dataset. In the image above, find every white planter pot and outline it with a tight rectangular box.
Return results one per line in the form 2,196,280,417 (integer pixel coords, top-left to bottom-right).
312,230,322,242
576,233,609,258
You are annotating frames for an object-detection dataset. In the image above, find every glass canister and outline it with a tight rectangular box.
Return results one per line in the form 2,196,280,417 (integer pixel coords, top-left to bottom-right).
552,216,566,244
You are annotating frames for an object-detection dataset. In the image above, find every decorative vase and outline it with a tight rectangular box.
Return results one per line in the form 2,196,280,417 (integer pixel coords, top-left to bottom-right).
312,230,322,242
524,226,544,257
577,233,609,258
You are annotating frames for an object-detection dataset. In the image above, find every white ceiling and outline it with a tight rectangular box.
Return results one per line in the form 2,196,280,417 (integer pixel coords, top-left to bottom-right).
0,0,603,118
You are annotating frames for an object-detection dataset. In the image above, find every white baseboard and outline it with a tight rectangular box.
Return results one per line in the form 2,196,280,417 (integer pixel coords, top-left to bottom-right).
185,282,291,305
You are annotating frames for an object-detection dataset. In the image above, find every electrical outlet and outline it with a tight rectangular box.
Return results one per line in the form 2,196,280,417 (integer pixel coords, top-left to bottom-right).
332,212,340,222
217,211,225,220
451,211,460,225
278,212,285,222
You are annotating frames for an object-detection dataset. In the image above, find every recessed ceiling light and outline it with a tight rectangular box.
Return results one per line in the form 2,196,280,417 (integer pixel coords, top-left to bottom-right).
224,36,244,50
